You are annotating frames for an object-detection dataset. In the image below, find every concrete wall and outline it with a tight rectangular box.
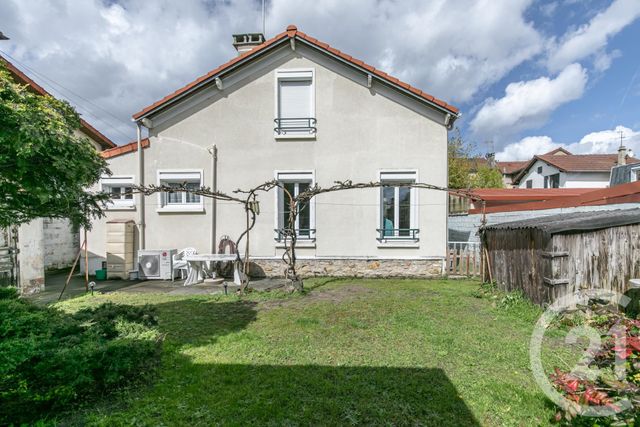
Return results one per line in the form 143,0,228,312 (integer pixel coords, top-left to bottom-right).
448,203,640,243
17,219,45,294
84,43,450,276
43,218,79,270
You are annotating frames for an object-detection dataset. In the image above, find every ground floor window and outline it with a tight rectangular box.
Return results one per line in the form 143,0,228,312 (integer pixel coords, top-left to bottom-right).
157,170,203,212
275,171,315,241
379,171,418,241
100,176,134,209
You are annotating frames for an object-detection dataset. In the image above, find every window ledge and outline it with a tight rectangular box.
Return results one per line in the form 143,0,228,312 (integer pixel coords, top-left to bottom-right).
156,205,204,213
274,133,316,140
377,241,420,249
275,241,316,249
105,205,136,211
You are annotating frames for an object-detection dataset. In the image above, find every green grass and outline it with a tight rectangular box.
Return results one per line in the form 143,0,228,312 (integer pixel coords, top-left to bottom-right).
52,279,569,426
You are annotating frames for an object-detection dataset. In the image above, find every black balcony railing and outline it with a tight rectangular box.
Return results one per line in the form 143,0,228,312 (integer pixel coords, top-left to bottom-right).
376,228,420,241
274,118,317,135
274,228,316,242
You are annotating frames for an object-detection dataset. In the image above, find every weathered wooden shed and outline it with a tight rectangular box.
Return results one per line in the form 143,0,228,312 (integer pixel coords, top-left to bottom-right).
481,209,640,305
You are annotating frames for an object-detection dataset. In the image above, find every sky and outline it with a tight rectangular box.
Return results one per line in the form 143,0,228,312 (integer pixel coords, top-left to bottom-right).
1,0,639,161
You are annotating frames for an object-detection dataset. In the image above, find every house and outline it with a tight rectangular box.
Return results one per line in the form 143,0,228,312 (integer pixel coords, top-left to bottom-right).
513,147,639,189
497,161,528,187
610,146,640,186
86,25,459,279
482,209,640,305
0,55,115,293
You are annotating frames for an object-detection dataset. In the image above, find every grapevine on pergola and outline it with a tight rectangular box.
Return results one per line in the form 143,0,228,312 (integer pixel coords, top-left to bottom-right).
135,180,481,292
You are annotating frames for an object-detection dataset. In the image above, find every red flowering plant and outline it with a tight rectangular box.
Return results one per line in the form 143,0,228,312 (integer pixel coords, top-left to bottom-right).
549,309,640,425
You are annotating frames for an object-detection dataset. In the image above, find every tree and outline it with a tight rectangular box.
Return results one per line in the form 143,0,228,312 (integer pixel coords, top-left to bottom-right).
471,165,504,188
448,127,474,189
0,63,109,228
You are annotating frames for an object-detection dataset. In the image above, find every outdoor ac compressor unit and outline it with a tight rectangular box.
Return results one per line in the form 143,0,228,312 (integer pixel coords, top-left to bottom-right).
137,249,177,280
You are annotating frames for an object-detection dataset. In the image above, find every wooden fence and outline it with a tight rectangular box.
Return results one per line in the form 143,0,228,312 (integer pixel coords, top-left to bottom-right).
446,241,482,277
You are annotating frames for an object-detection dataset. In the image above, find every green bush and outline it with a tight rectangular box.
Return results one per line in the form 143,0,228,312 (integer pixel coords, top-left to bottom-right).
0,292,162,425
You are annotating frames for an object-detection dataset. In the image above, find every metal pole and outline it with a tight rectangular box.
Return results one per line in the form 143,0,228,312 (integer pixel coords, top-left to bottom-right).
136,122,145,250
210,145,217,254
84,228,88,291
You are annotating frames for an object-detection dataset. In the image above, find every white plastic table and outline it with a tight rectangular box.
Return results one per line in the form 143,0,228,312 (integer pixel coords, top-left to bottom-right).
183,254,240,286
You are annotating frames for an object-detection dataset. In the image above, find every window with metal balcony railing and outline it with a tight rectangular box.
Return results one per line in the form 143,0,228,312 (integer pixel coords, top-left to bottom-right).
273,118,317,136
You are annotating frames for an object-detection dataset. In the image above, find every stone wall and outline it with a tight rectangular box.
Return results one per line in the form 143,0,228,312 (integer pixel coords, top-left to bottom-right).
249,258,444,278
17,219,45,295
43,218,79,270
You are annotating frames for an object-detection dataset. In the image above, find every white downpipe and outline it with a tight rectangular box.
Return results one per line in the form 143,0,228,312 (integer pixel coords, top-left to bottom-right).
209,145,218,254
136,122,146,250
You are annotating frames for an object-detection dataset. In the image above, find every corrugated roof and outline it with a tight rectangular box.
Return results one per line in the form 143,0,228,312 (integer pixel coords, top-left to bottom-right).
133,24,459,120
483,208,640,235
0,55,116,150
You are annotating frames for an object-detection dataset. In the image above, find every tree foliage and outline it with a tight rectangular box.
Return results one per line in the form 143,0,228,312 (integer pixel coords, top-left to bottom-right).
0,62,109,228
448,128,503,189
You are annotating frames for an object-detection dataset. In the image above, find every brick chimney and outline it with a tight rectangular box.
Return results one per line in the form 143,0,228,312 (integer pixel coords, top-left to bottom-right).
618,145,627,166
232,33,265,55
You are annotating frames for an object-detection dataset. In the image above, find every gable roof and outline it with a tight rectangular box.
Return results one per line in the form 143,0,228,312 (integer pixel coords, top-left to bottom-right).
513,153,640,184
496,160,528,175
101,138,150,159
545,147,572,156
0,55,116,150
133,25,459,121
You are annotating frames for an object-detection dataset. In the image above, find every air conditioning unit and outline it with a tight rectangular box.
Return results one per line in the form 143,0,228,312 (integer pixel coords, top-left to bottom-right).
138,249,177,280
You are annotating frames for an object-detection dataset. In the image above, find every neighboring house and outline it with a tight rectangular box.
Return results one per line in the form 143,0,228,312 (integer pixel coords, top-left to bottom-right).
513,147,639,189
496,161,528,188
610,149,640,186
1,55,115,293
86,25,459,278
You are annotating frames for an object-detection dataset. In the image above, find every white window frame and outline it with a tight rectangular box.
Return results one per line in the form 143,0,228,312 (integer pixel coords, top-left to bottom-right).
631,166,640,182
274,68,316,140
274,170,316,241
100,175,135,210
156,169,204,213
377,170,419,243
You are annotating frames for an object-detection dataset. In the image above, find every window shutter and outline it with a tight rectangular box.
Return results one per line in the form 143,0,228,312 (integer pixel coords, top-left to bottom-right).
278,80,312,118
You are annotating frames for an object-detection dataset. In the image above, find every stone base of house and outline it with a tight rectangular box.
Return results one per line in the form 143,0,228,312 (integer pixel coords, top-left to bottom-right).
20,277,45,295
248,258,444,278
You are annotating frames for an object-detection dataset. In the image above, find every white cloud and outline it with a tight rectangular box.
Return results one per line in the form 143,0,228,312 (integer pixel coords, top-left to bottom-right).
496,136,559,161
0,0,545,144
547,0,640,72
496,125,640,160
470,63,587,141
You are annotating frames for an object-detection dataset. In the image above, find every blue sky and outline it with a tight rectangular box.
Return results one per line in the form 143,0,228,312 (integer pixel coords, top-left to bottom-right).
0,0,639,160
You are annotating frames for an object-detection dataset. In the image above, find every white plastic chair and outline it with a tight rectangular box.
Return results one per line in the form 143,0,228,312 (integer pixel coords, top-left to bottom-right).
172,247,197,281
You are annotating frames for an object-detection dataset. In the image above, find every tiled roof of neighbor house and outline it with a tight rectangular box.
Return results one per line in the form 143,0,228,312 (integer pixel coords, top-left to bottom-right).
470,181,640,214
496,161,528,175
1,55,116,150
133,24,459,120
101,138,150,159
545,147,572,156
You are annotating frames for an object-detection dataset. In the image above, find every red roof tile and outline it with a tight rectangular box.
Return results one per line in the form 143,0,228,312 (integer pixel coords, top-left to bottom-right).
133,25,458,120
101,138,150,159
0,55,116,150
537,153,640,172
496,160,528,175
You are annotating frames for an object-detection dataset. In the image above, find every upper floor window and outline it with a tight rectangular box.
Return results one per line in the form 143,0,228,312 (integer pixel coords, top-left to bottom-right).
157,170,204,212
275,171,315,241
526,179,533,188
378,171,418,242
274,69,316,138
100,176,134,209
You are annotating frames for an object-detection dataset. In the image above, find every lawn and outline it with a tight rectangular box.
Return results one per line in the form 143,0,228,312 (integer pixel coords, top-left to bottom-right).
53,278,564,426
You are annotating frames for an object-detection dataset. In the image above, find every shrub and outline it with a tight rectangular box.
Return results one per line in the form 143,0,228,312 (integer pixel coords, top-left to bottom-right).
0,293,162,425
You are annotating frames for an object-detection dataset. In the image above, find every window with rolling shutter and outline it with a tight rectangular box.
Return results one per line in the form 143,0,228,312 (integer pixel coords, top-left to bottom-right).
274,69,316,137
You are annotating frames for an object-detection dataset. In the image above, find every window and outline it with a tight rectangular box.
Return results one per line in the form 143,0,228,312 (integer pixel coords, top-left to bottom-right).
378,171,418,241
274,69,315,137
275,171,315,241
100,176,134,209
632,167,640,182
526,180,533,188
157,170,204,212
548,173,560,188
537,166,543,174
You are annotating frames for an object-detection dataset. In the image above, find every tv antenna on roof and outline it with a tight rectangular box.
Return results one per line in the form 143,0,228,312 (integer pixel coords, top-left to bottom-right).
618,130,626,148
262,0,266,36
